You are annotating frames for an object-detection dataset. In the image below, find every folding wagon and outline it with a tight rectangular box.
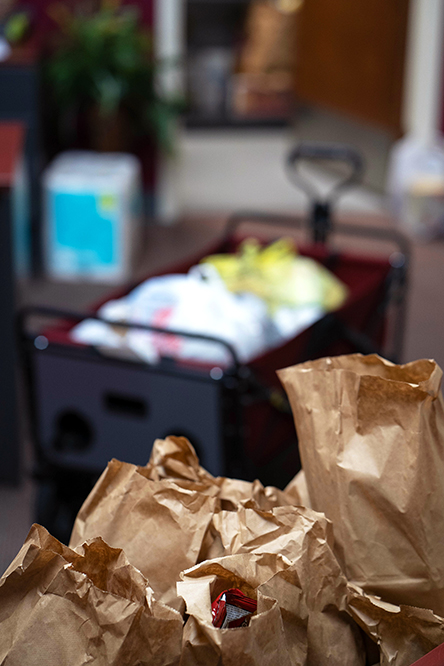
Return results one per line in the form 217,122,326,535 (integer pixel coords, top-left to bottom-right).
19,143,410,542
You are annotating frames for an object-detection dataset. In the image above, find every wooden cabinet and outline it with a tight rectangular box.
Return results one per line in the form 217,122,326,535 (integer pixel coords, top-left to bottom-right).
295,0,410,134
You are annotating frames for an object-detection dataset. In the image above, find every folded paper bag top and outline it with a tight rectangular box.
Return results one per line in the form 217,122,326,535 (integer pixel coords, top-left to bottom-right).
346,584,444,666
278,353,444,616
0,524,183,666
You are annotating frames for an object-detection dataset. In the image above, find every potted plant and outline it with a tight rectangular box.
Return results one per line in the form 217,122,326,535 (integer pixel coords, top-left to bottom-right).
45,0,181,154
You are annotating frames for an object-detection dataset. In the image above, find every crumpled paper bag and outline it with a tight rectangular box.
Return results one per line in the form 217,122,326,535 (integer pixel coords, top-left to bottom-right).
284,469,311,508
69,436,292,608
180,592,292,666
178,556,295,666
346,584,444,666
255,514,364,666
144,434,216,485
144,434,291,511
66,435,366,664
69,456,218,609
0,523,183,666
179,503,364,666
279,354,444,616
207,503,332,561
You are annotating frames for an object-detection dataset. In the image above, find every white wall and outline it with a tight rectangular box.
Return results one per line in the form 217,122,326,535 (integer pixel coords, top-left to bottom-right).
153,0,185,221
403,0,444,140
153,0,444,218
175,129,386,215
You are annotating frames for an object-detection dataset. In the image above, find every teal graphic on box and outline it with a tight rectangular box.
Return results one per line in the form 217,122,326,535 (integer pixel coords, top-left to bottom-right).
44,152,141,282
51,191,117,270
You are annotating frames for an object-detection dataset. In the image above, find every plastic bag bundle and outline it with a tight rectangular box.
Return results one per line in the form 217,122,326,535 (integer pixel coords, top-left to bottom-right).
72,265,279,366
71,238,348,365
202,238,348,314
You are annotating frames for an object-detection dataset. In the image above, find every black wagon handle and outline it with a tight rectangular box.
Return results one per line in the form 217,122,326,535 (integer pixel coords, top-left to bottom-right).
17,305,242,373
224,142,366,244
286,142,365,243
286,141,365,203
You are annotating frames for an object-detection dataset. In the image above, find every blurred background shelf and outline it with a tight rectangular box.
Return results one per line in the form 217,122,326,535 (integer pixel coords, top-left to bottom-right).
185,114,291,129
185,0,296,129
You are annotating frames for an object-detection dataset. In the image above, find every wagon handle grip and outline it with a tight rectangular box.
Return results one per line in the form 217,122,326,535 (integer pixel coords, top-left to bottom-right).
286,142,365,243
286,141,364,201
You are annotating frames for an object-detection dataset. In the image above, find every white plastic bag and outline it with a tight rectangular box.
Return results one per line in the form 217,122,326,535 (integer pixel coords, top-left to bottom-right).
387,134,444,239
72,265,279,366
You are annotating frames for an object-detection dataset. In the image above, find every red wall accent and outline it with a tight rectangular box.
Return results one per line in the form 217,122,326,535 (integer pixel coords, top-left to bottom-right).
29,0,153,41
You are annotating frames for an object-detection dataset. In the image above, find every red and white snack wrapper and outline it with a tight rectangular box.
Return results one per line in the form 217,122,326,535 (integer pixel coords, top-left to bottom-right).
211,588,257,628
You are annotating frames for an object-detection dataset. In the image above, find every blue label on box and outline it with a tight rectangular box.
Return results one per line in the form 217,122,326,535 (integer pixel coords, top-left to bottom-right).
51,191,117,270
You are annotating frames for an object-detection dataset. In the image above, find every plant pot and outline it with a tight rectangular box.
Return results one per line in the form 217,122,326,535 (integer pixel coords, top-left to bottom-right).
88,106,132,153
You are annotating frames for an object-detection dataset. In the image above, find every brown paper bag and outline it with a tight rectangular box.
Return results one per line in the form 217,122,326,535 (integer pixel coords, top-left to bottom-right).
180,504,365,666
178,557,295,666
145,435,291,511
179,536,301,664
145,435,216,485
180,593,292,666
284,469,311,507
0,523,183,665
259,549,364,666
346,584,444,666
279,354,444,615
69,436,294,573
197,497,328,563
69,457,217,609
209,503,332,559
239,504,364,666
69,437,293,607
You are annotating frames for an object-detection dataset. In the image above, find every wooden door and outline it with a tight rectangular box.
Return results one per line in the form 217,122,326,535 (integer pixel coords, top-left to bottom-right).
295,0,410,134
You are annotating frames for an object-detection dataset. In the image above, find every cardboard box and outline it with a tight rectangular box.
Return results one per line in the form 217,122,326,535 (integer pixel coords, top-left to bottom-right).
43,151,141,283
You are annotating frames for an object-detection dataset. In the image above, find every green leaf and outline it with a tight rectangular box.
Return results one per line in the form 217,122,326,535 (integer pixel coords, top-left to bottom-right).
45,1,183,152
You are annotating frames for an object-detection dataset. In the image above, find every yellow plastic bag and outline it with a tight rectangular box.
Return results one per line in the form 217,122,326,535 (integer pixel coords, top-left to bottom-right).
202,238,348,313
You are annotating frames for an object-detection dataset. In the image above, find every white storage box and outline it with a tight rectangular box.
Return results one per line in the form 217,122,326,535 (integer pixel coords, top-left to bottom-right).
43,151,141,282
